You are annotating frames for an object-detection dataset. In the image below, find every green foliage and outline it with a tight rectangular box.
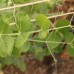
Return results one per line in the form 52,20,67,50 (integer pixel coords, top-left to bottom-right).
0,56,26,71
15,33,30,48
0,0,74,72
47,31,63,49
16,14,33,32
18,42,30,53
36,14,51,30
67,45,74,56
38,30,49,39
0,16,10,34
0,36,14,57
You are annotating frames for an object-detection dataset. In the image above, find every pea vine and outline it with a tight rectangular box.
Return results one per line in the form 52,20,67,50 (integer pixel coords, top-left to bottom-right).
0,0,74,72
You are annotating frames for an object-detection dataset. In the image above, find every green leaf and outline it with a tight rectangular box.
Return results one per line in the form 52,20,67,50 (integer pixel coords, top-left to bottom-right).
34,3,49,13
0,3,6,8
38,30,48,39
64,28,74,43
35,47,44,61
45,44,63,55
47,31,63,49
16,14,33,33
55,19,70,34
12,47,21,57
0,17,10,34
55,19,74,43
3,56,26,72
13,0,30,4
2,13,13,24
67,45,74,57
2,56,14,65
0,0,6,3
16,61,26,72
43,47,51,56
13,58,26,72
15,33,30,48
0,36,14,57
19,42,30,53
56,19,69,28
35,14,51,30
54,44,63,54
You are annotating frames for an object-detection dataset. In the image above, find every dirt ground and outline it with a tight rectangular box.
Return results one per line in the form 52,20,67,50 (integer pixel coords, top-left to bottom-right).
3,56,74,74
4,56,74,74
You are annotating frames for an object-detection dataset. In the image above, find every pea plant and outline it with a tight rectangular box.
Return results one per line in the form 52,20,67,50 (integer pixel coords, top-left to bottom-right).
0,0,74,72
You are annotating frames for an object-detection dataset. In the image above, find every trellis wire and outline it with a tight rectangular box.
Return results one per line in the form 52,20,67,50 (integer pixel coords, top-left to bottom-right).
32,12,74,21
10,12,74,26
0,0,49,11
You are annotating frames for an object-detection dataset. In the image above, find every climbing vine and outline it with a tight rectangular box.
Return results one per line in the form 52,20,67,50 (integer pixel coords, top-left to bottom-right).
0,0,74,72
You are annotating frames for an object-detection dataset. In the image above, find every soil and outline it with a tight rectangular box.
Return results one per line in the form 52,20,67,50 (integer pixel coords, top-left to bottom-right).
3,56,74,74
